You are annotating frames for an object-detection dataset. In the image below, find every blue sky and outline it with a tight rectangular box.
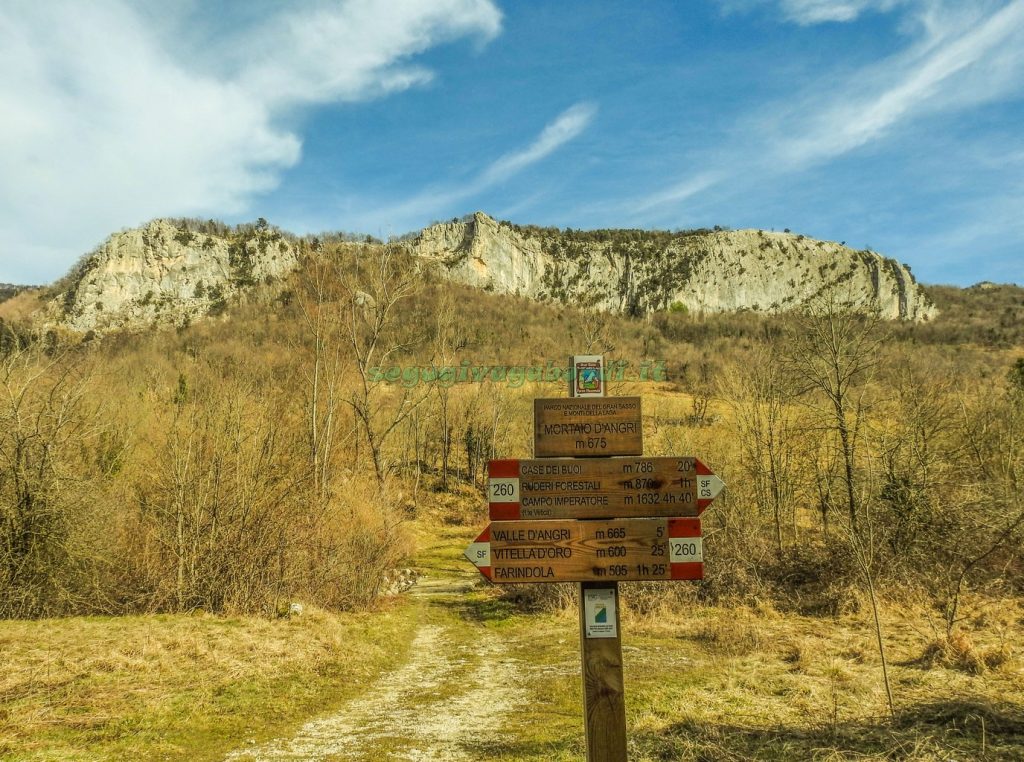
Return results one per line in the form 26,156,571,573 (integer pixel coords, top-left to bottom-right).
1,0,1022,286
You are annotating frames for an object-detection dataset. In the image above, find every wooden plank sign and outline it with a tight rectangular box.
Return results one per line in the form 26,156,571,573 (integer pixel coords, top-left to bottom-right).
534,397,642,457
488,456,725,520
463,518,703,583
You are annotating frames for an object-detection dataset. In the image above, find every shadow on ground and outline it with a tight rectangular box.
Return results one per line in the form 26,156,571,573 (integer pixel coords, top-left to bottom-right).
628,698,1024,761
443,590,521,625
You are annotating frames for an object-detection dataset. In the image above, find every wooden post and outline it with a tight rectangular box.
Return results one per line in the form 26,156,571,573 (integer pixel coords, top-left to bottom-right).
569,355,628,762
579,581,627,760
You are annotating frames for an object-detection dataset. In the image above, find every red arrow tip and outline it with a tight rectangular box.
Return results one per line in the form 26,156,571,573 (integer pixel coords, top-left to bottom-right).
695,458,713,476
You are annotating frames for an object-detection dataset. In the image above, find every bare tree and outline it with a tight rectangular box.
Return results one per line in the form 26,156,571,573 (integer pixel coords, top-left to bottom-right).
936,384,1024,637
786,292,884,532
872,370,956,566
138,385,302,614
296,245,351,504
785,292,894,718
844,500,897,720
870,369,1024,639
720,344,803,556
574,309,616,356
338,244,429,485
430,290,468,491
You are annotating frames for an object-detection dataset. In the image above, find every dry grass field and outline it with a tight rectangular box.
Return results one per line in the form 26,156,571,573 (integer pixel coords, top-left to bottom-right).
1,257,1021,759
1,515,1023,760
0,606,414,760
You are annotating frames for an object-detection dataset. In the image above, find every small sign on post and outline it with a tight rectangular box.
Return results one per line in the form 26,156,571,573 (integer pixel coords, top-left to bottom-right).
570,354,606,397
583,586,618,638
568,355,628,762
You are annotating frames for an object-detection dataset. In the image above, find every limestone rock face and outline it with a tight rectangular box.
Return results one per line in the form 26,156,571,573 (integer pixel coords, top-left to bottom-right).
47,212,935,333
50,219,299,333
407,213,936,321
411,212,547,296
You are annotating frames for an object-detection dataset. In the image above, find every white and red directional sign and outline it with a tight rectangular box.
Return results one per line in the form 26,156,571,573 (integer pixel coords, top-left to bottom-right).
463,518,703,583
487,457,725,521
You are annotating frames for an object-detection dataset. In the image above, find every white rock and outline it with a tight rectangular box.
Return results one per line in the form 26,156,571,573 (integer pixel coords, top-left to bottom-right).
48,219,298,333
46,213,935,333
407,212,936,321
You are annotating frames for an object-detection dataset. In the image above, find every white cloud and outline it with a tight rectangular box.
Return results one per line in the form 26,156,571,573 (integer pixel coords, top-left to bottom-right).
241,0,501,107
346,102,598,233
0,0,501,283
632,172,724,215
776,1,1024,165
779,0,906,24
478,103,597,185
637,1,1024,216
719,0,908,24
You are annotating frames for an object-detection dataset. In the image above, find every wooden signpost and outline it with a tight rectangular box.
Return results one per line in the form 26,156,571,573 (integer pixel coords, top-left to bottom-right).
488,456,724,520
463,355,725,762
465,517,704,582
534,397,643,457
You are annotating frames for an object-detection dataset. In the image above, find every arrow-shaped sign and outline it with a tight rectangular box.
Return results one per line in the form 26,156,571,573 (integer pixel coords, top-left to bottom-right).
487,457,725,521
463,518,703,583
464,525,492,580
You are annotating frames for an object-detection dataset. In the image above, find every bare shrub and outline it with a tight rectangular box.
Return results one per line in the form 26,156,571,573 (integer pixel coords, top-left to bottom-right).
499,582,577,613
694,609,766,656
620,580,699,617
299,477,412,611
0,347,107,617
126,384,304,614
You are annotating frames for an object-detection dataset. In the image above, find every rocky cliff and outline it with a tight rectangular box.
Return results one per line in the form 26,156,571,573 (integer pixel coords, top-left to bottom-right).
50,219,299,333
408,213,935,320
46,212,935,333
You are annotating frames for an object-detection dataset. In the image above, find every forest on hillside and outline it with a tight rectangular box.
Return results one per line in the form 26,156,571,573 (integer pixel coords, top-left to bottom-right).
0,284,28,304
0,243,1021,667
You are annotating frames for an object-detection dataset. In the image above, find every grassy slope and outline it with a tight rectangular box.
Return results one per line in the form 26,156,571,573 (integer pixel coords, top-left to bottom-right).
396,520,1024,762
908,283,1024,347
0,606,417,761
419,520,1024,761
0,266,1021,760
0,287,46,324
2,518,1023,761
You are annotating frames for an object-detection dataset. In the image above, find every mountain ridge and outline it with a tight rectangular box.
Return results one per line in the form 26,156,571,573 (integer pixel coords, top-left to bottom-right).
408,212,934,321
34,212,936,334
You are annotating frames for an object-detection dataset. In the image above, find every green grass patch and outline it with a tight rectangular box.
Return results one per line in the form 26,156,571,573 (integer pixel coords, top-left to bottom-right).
0,604,418,761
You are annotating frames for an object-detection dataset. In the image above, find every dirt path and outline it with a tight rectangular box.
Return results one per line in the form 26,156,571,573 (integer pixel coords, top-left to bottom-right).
225,572,527,761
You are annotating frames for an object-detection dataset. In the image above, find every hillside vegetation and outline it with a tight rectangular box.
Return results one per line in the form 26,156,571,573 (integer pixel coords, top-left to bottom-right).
914,283,1024,347
1,242,1022,758
0,283,30,304
1,241,1020,613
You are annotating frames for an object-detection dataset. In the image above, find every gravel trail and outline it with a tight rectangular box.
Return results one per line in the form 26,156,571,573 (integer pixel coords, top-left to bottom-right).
225,580,525,761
